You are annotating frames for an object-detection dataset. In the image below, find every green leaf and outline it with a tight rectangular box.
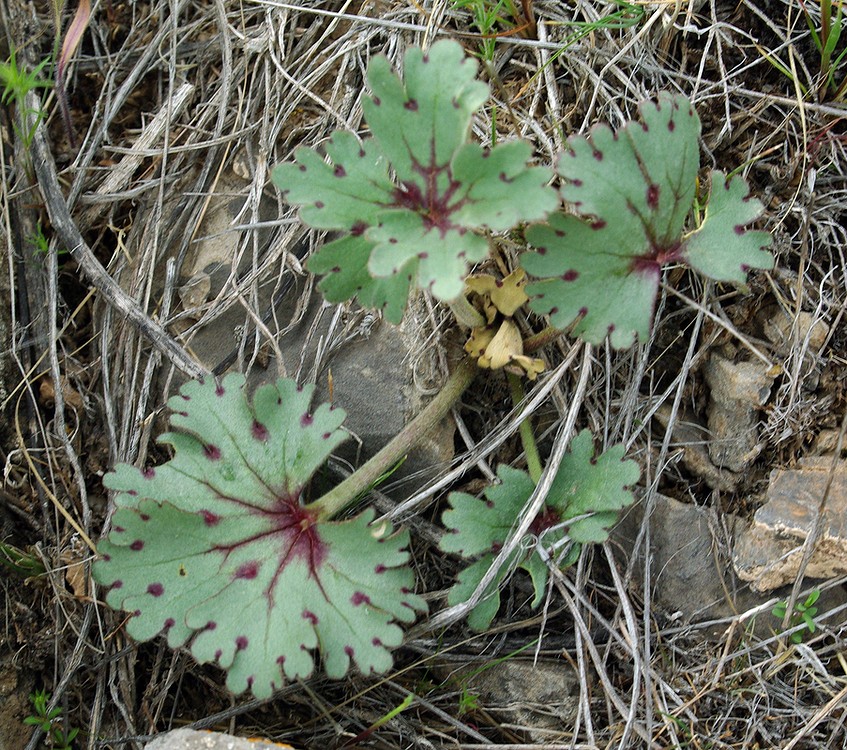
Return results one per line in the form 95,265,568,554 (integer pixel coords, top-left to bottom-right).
273,40,557,319
681,170,774,281
307,234,413,324
94,374,426,698
440,430,639,630
521,93,774,348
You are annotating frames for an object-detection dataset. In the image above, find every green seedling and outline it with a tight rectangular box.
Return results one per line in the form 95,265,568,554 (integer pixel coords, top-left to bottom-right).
440,430,640,631
93,374,426,698
272,39,557,323
24,689,78,750
521,92,774,348
451,0,520,61
772,589,821,644
0,49,53,147
801,0,847,100
0,541,46,579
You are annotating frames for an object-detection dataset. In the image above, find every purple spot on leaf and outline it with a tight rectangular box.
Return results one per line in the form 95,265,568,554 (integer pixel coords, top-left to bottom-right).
593,150,603,161
110,580,122,590
142,467,155,479
351,221,366,236
205,621,217,631
236,636,248,651
646,184,660,209
404,99,418,110
130,540,144,551
372,96,381,106
563,270,579,281
113,526,124,533
252,421,269,441
302,610,318,625
234,561,259,580
200,510,221,526
204,444,221,460
215,384,225,396
351,592,371,606
375,564,386,574
276,655,285,664
301,413,313,427
147,583,164,597
322,432,332,439
668,120,676,132
315,201,324,209
591,219,606,230
334,165,346,177
215,649,222,660
344,645,354,657
549,306,559,315
372,637,383,647
164,618,175,630
734,225,745,235
578,306,588,316
127,490,138,497
298,165,307,172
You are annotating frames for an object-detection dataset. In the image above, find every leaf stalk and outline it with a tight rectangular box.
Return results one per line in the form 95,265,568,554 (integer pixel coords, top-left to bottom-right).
308,357,479,520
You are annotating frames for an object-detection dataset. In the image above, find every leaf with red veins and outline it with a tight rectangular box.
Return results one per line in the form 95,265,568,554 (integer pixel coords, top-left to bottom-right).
522,93,773,348
440,431,639,631
273,39,556,316
94,374,426,698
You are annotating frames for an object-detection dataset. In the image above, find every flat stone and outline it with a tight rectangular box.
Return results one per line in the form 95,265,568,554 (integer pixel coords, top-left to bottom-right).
144,728,293,750
734,457,847,591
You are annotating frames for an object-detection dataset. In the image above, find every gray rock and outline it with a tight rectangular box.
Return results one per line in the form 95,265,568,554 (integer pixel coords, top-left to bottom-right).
703,352,774,472
734,457,847,591
448,659,582,741
144,728,293,750
612,493,773,627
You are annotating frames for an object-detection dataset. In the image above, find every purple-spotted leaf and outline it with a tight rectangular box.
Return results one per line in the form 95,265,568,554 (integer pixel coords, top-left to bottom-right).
521,92,773,348
682,170,774,280
93,374,426,698
272,40,557,320
440,431,640,631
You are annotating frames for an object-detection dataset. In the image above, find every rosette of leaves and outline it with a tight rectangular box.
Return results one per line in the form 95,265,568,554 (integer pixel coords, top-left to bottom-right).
439,430,640,631
93,374,426,698
521,92,775,349
272,40,558,323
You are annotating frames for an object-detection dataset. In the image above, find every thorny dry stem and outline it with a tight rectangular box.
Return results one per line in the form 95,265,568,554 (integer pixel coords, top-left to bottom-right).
2,0,847,747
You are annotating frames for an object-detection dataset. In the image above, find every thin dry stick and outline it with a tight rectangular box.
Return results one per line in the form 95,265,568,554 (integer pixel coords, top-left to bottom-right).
25,87,206,380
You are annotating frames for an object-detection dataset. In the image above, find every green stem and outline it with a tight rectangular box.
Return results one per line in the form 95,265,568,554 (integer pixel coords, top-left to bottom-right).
307,357,478,520
507,371,542,484
524,325,563,354
448,294,486,329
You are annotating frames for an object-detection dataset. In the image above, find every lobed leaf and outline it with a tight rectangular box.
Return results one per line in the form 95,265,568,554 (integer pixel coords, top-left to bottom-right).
273,40,557,320
440,431,640,630
94,374,426,698
521,92,773,348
